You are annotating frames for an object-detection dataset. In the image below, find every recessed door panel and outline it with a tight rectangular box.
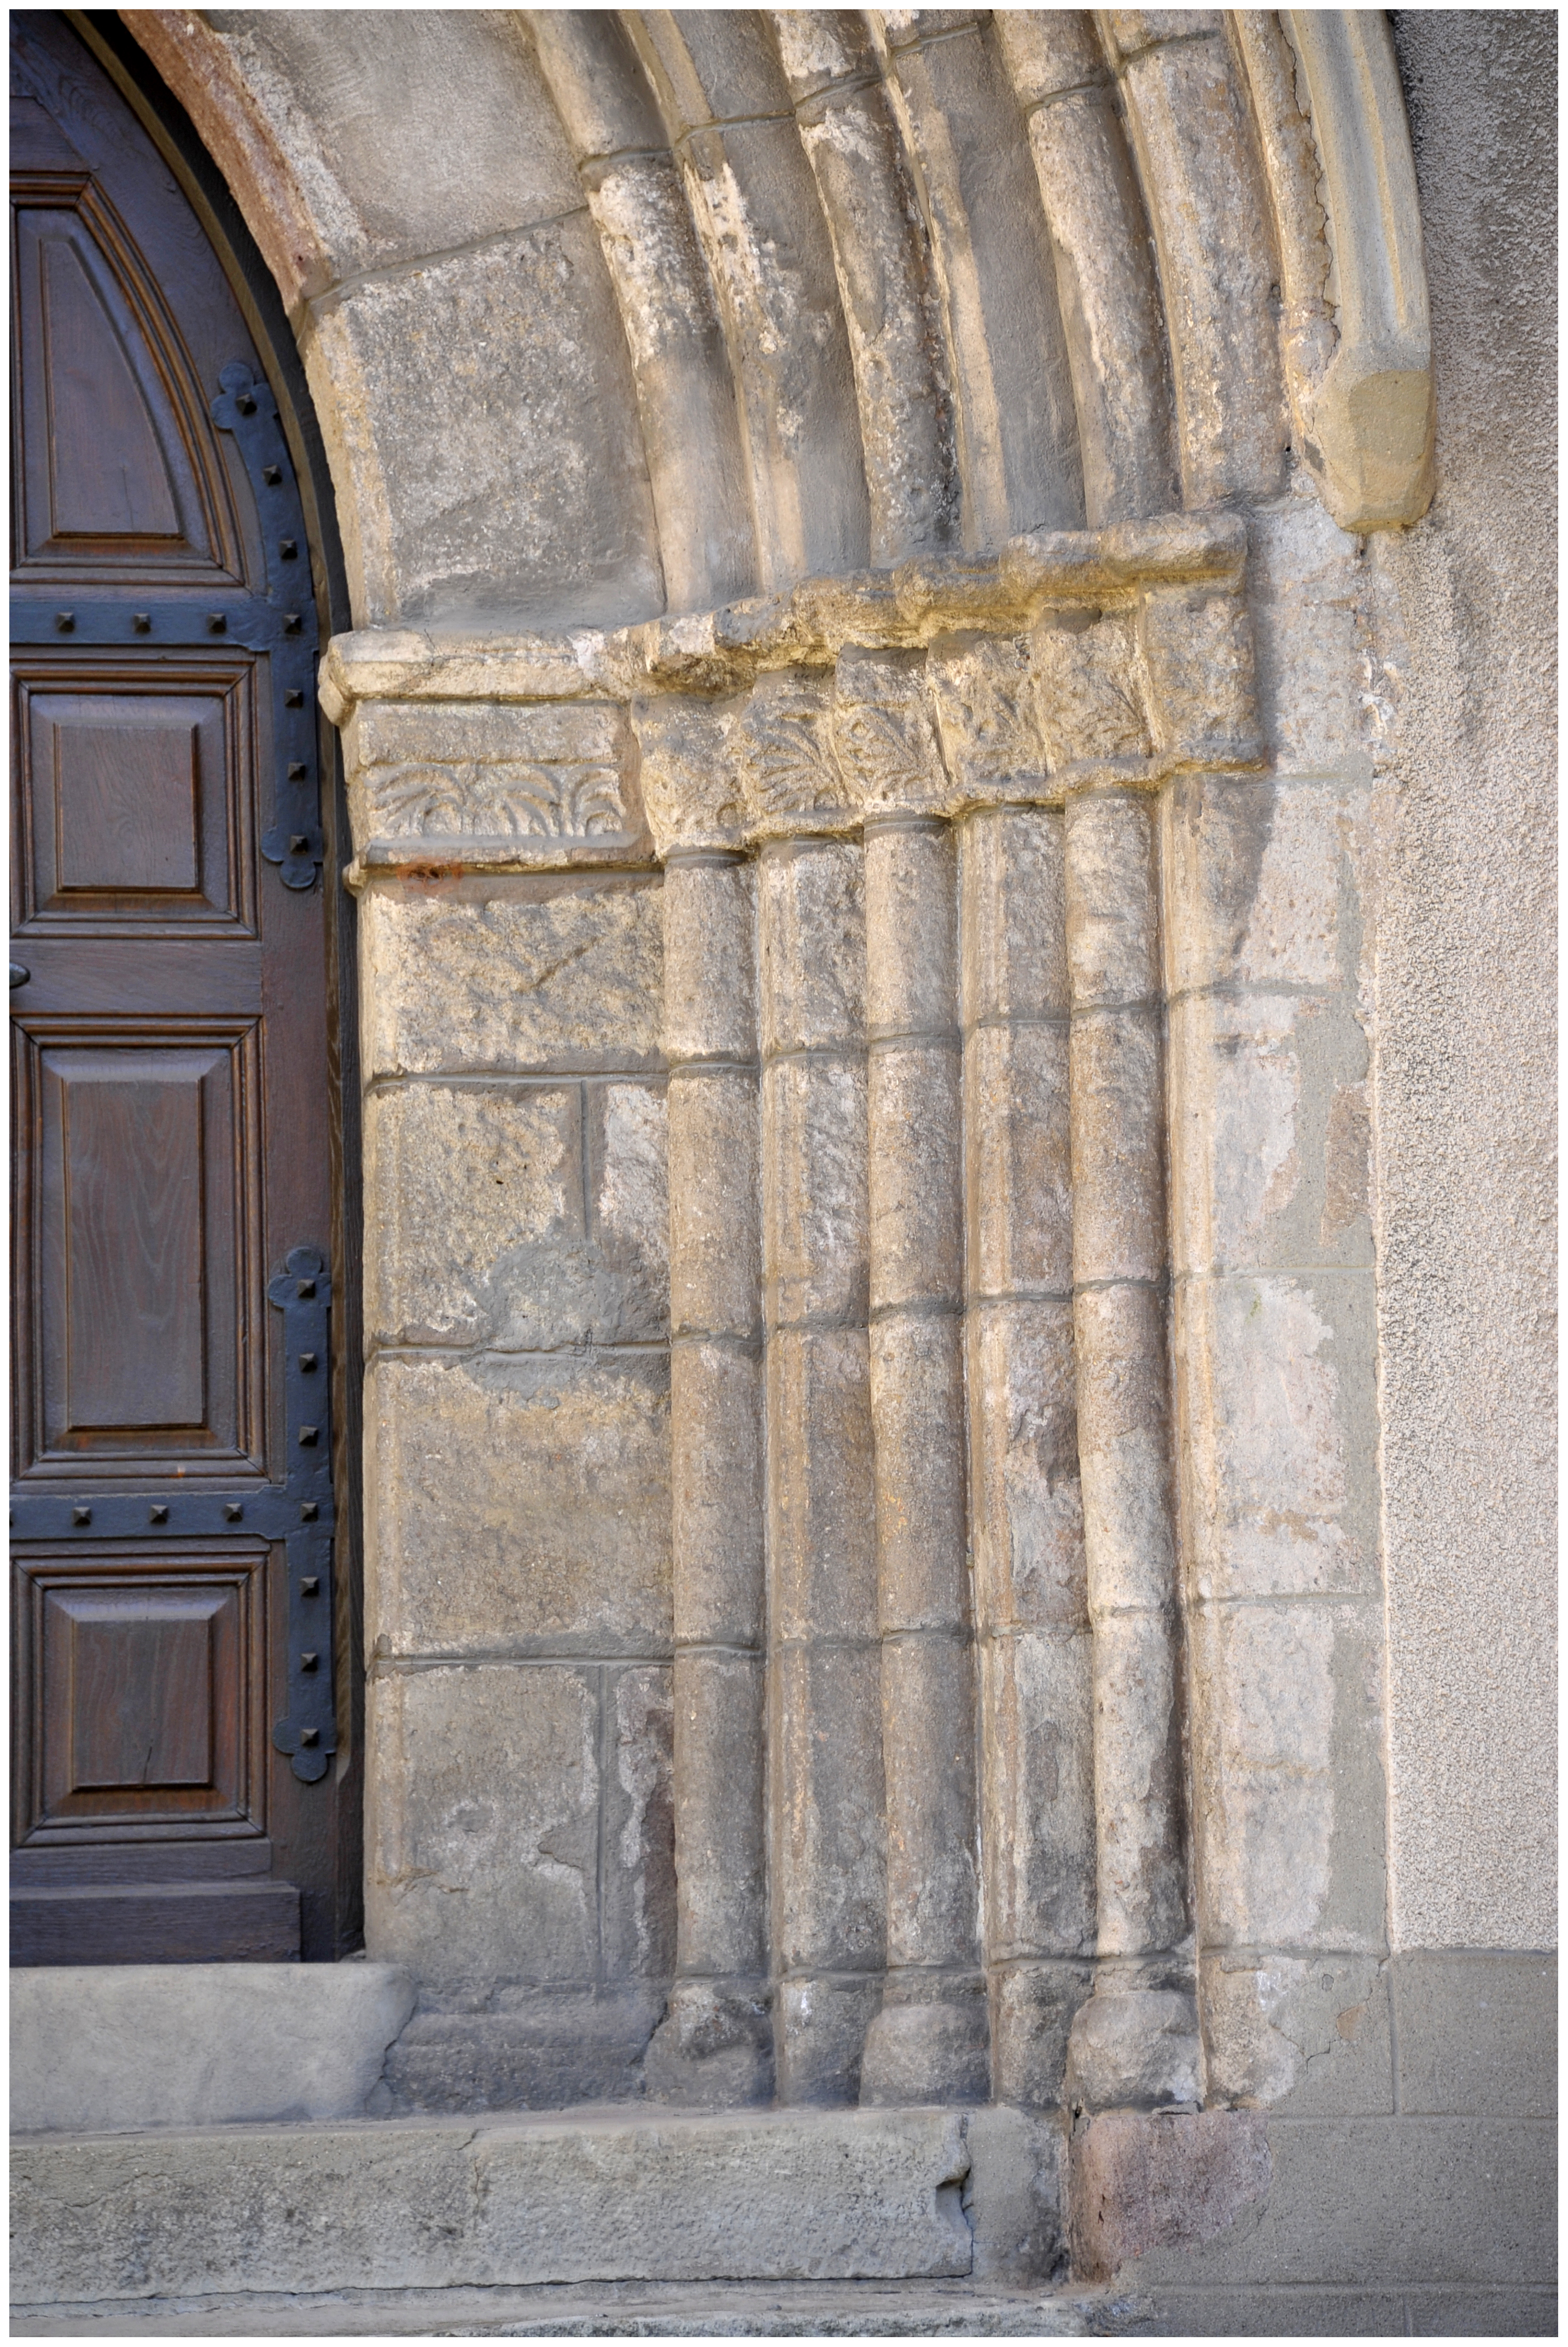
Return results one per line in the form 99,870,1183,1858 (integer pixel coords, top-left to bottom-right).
11,197,229,577
18,1027,259,1474
15,1550,265,1838
14,659,255,932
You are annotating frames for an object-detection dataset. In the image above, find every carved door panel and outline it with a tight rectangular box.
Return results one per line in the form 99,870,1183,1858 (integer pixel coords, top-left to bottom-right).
10,14,343,1962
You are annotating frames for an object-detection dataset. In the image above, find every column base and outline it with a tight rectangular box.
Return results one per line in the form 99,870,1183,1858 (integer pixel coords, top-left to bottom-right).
776,1975,883,2106
644,1980,773,2107
861,1978,990,2106
1064,1981,1201,2111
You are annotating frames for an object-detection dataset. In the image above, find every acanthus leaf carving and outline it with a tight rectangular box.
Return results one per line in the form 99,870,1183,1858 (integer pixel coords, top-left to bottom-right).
831,646,946,817
1031,611,1152,783
925,633,1050,806
630,692,748,858
735,669,856,835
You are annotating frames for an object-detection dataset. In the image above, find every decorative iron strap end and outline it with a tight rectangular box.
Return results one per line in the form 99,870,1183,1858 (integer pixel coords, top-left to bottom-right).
266,1245,337,1783
210,362,324,893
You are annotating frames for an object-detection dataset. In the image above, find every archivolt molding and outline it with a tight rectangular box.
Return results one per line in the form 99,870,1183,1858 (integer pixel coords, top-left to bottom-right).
125,7,1433,635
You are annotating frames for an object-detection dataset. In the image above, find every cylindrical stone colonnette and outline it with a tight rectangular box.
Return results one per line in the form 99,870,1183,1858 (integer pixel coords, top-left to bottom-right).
930,636,1097,2110
631,700,770,2105
1062,788,1195,2109
835,650,986,2106
740,670,886,2106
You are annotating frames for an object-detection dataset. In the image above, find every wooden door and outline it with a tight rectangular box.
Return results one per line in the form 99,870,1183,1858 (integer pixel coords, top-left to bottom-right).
10,14,347,1962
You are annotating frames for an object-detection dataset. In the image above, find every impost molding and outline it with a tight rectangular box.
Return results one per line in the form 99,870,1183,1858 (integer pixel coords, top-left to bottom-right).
323,509,1263,883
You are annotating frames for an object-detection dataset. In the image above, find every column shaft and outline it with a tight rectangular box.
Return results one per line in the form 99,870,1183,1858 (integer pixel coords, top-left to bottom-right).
960,804,1096,2109
858,818,987,2104
1063,789,1196,2110
646,852,770,2104
759,834,885,2105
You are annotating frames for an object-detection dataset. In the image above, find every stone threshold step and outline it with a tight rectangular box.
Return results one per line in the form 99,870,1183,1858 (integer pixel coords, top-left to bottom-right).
12,2107,1069,2311
11,2279,1143,2339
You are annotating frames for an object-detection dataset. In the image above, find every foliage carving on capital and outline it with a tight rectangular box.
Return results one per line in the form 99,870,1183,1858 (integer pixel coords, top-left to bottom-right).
831,647,946,817
1031,611,1151,782
630,693,747,858
925,633,1049,806
735,670,856,836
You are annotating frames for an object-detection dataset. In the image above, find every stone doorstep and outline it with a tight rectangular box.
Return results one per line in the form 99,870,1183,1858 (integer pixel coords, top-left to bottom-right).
10,2106,1070,2311
8,2278,1141,2340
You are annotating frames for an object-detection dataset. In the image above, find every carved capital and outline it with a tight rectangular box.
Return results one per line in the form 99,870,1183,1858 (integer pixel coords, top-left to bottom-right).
831,647,946,818
631,693,747,858
735,669,856,839
342,700,645,871
925,633,1050,808
1032,611,1152,789
1138,584,1262,769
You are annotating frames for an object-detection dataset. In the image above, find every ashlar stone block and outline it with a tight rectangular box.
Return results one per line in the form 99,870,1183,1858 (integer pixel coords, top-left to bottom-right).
366,1352,671,1657
359,875,662,1080
1173,1271,1380,1600
364,1081,581,1347
365,1664,601,1985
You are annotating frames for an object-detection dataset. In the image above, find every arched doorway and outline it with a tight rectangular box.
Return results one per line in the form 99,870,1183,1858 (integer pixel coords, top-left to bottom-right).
10,9,358,1963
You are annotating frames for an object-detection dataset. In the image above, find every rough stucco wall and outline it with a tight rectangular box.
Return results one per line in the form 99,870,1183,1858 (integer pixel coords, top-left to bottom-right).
1372,10,1557,1949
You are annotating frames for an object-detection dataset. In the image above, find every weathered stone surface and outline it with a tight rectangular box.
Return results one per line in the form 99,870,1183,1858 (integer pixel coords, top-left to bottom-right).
311,206,662,629
979,1630,1096,1963
1169,991,1372,1277
365,1353,671,1656
989,1962,1094,2112
863,819,956,1032
860,1989,989,2110
767,1325,877,1643
965,2103,1069,2284
773,1642,887,1978
359,876,663,1078
644,1978,773,2110
1068,1007,1165,1285
670,1341,765,1647
870,1314,967,1632
959,806,1069,1025
1073,1285,1176,1617
966,1302,1083,1633
1063,794,1159,1007
964,1023,1072,1299
194,10,583,286
9,1965,416,2136
10,2109,978,2301
343,697,640,857
669,1651,767,1980
1069,2109,1272,2282
878,1631,980,1964
1173,1272,1380,1601
661,853,757,1061
1161,774,1369,999
867,1044,963,1308
757,838,867,1055
386,1987,664,2116
668,1085,758,1337
364,1081,581,1347
761,1058,870,1327
1199,1950,1393,2116
775,1975,886,2110
365,1665,602,1986
1085,1608,1186,1958
1185,1596,1387,1955
1064,1989,1202,2113
602,1665,677,1982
